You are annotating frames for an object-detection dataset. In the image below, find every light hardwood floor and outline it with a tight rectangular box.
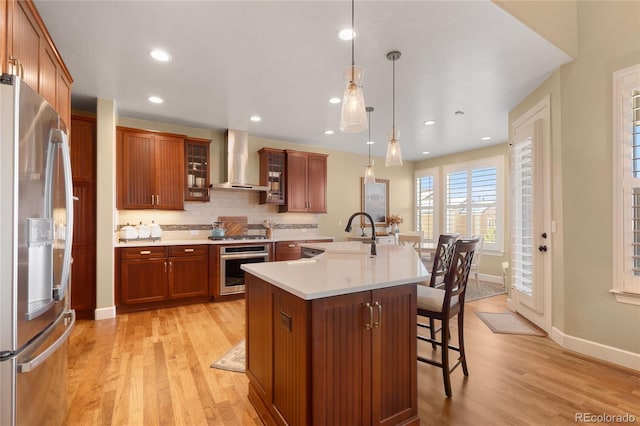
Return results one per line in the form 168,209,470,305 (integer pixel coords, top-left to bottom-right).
64,295,640,425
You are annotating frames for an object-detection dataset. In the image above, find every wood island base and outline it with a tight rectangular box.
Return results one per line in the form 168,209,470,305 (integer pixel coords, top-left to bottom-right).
245,273,419,425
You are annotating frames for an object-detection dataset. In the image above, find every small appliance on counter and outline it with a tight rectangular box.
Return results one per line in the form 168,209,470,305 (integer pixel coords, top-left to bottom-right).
211,221,226,238
149,221,163,239
118,222,162,243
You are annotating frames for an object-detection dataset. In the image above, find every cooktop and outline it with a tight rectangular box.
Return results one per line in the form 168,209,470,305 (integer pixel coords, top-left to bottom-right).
208,235,268,241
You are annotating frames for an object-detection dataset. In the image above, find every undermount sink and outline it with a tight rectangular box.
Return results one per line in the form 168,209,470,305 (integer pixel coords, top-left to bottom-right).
312,241,370,254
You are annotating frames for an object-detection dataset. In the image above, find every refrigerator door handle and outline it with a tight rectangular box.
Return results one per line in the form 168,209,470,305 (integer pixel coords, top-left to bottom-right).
17,310,76,373
53,129,74,302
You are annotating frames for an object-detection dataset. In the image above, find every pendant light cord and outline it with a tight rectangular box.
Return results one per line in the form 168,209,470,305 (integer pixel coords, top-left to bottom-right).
350,0,355,83
392,57,395,134
368,108,372,165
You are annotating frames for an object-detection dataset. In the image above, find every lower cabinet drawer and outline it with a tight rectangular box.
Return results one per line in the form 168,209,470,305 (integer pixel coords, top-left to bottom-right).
275,241,302,261
168,245,209,257
120,246,167,260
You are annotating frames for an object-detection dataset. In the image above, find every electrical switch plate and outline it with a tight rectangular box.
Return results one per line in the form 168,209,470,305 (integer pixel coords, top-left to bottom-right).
551,221,557,233
280,311,292,332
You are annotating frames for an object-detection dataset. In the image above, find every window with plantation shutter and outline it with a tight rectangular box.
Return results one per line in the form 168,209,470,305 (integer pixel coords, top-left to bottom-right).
613,64,640,303
415,167,438,242
443,156,504,252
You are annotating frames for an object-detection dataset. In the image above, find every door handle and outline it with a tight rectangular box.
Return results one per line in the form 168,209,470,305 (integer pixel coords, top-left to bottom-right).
538,245,548,252
364,303,373,330
18,310,76,373
373,301,382,328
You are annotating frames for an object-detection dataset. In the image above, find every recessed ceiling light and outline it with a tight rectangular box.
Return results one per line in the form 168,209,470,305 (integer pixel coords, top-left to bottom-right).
423,120,435,126
250,115,262,122
329,97,341,104
150,49,171,62
422,151,430,155
324,130,334,135
148,96,163,104
481,136,492,141
338,28,356,41
366,140,374,145
454,110,464,116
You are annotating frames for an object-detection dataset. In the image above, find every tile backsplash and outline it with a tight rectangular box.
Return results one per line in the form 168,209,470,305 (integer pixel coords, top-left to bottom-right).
116,190,321,239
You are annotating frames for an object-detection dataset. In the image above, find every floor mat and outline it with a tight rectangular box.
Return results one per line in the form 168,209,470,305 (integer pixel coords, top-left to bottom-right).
210,340,245,372
476,311,545,336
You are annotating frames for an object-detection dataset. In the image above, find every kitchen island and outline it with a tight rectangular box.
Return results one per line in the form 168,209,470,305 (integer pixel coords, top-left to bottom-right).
241,242,428,425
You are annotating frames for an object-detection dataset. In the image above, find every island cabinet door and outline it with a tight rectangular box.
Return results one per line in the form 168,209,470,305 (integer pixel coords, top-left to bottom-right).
245,274,274,410
311,291,373,425
371,285,418,426
311,285,418,426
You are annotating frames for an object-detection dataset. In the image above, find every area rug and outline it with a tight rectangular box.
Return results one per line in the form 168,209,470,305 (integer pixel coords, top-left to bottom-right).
421,261,505,302
465,281,506,302
476,312,545,336
210,340,245,372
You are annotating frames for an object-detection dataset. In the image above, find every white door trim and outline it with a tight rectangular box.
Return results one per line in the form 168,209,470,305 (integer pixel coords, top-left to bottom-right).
508,95,552,332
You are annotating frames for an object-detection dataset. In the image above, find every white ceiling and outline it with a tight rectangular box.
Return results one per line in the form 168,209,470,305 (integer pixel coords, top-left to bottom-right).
35,0,572,161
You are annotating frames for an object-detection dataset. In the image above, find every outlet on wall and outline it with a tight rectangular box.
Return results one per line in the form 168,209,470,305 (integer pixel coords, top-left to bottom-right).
190,230,199,235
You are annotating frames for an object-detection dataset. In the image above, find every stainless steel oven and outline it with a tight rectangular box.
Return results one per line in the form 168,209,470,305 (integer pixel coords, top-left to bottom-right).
219,244,270,295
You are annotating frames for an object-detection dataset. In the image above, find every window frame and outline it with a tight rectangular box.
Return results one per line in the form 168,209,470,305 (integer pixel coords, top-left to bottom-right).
612,64,640,305
414,167,439,242
442,155,504,253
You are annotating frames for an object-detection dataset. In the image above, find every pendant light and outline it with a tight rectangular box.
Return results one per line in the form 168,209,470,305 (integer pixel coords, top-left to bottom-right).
340,0,367,133
363,106,376,184
385,50,403,167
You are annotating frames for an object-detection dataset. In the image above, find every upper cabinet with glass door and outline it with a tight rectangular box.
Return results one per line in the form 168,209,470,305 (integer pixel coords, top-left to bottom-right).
258,148,285,205
185,138,211,201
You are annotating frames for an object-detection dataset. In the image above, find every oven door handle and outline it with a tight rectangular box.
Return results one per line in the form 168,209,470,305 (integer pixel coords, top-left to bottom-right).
220,253,269,260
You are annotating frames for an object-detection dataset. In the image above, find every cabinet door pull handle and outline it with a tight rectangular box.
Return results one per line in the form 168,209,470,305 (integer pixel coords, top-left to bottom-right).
155,195,159,205
364,302,373,330
169,261,172,272
373,301,382,328
288,244,296,248
8,56,23,79
140,250,152,255
184,248,194,253
164,261,167,273
151,195,155,205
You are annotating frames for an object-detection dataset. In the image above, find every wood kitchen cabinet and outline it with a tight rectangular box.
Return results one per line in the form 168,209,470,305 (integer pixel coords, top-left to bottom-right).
279,150,328,213
167,245,209,298
116,245,210,312
246,275,418,425
70,116,96,319
258,148,285,205
2,0,73,128
116,127,185,210
274,238,332,261
185,138,211,201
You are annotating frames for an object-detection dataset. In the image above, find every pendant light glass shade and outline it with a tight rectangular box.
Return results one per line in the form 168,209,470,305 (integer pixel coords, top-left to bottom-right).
364,159,376,184
385,129,403,167
385,51,403,167
340,0,367,133
340,66,367,132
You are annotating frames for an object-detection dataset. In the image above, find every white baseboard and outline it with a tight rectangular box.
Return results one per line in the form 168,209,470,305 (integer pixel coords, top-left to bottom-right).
503,300,638,371
479,273,504,286
94,306,116,320
550,327,640,371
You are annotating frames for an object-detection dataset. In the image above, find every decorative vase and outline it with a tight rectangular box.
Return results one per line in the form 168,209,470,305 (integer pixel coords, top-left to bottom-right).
393,224,400,234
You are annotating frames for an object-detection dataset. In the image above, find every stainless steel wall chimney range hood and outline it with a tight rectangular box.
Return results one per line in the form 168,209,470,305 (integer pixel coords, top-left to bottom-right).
211,129,269,191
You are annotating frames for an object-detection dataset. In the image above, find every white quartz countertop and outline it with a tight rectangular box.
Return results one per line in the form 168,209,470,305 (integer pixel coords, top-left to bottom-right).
113,235,334,247
241,242,429,300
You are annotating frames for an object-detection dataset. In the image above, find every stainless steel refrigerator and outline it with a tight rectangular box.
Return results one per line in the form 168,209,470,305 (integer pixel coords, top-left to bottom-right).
0,74,76,425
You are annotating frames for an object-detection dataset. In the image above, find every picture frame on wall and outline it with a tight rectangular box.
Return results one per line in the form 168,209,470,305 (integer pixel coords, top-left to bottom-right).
361,178,389,226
